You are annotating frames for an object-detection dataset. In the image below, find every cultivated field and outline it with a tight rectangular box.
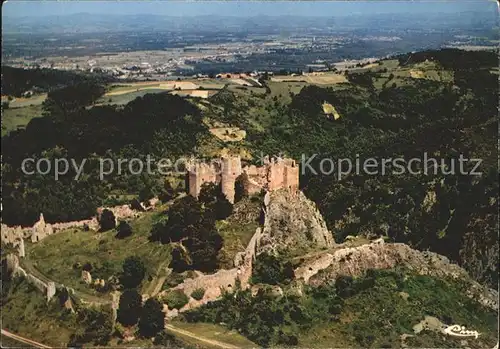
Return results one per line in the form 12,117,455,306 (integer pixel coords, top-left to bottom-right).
7,93,48,108
271,73,347,84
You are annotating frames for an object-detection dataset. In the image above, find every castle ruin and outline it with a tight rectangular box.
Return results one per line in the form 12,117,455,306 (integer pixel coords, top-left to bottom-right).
186,155,299,203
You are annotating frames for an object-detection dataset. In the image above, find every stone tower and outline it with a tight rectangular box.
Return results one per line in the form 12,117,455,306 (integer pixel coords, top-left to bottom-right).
187,161,218,199
220,156,242,203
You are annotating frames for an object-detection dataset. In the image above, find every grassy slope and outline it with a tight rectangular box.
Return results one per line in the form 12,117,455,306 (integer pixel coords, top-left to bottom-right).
1,104,43,136
1,278,82,347
26,196,260,295
27,209,171,296
169,321,257,348
299,272,497,348
1,335,35,348
216,197,261,269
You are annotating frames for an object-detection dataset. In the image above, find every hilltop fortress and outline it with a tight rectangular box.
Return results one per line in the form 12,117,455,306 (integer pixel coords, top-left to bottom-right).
187,155,299,203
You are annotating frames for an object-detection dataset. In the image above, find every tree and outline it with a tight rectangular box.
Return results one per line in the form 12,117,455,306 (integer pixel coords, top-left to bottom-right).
130,198,145,212
150,195,204,244
117,289,142,326
99,209,116,231
68,306,114,346
168,246,191,273
198,182,233,220
116,221,133,239
121,256,146,289
158,180,175,203
185,233,223,272
335,275,355,298
151,195,223,273
251,253,295,285
138,298,165,338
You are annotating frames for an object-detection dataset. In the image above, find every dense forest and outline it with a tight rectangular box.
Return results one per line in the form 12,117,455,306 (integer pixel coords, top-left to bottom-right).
1,65,113,97
2,79,208,226
215,49,499,288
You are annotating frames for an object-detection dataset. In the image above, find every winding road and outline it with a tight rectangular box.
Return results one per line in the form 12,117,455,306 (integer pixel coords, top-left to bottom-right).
165,325,240,349
1,329,50,348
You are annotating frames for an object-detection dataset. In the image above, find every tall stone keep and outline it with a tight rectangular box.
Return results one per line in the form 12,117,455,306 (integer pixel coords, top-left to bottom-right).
220,156,242,203
187,162,219,200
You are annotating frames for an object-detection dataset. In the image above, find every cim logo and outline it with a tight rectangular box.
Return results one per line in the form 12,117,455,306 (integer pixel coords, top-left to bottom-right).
442,324,480,339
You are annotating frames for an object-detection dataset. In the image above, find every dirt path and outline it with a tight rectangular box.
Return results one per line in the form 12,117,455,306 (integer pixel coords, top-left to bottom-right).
165,325,240,349
1,329,51,348
150,275,167,297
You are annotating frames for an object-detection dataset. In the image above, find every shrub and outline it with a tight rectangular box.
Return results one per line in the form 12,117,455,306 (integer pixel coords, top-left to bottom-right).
251,253,295,285
163,272,185,289
130,198,145,212
115,221,133,239
190,288,205,301
99,209,116,231
117,289,142,326
82,262,93,271
164,290,189,309
120,256,146,289
138,298,165,338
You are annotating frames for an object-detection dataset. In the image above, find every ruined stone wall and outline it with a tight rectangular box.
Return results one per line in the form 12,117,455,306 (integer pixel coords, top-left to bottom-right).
186,155,300,203
1,225,24,245
267,161,285,191
13,266,56,301
1,227,26,257
52,218,99,232
283,160,300,190
97,204,140,225
31,214,54,242
161,224,263,318
2,201,146,245
295,239,498,311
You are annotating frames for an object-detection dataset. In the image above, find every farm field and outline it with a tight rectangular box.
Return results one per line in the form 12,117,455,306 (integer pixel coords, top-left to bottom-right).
97,89,171,105
8,93,48,108
271,72,347,84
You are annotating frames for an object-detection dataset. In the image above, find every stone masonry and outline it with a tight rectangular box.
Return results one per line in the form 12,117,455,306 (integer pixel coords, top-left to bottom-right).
1,200,151,247
187,155,299,203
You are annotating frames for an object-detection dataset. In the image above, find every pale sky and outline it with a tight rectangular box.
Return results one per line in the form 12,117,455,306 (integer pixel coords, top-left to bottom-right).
2,1,497,18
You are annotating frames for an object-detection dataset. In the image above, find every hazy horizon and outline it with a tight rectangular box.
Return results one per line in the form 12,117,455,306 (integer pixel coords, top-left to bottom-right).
3,0,498,19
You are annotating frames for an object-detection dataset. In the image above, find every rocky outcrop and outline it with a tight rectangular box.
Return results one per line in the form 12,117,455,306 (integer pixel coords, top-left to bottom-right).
81,270,92,285
296,238,498,311
459,211,499,289
158,189,335,317
257,189,334,256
